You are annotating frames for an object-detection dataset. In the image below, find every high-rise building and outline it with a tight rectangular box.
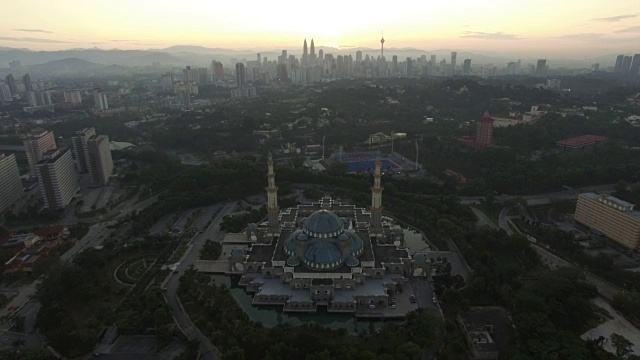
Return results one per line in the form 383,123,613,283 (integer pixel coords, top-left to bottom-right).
177,88,192,110
450,52,457,74
276,64,289,81
71,127,96,173
356,51,363,64
22,73,33,91
535,59,547,75
475,112,494,147
236,63,246,86
630,54,640,75
24,91,52,107
24,128,57,176
5,74,17,94
463,59,472,76
0,153,23,213
621,56,633,74
310,39,316,63
614,55,624,73
302,39,308,66
93,89,108,110
212,61,224,82
575,193,640,250
405,57,413,77
257,53,261,65
63,90,82,104
160,72,174,91
318,49,324,61
0,85,11,102
392,55,398,76
35,148,79,210
87,135,113,186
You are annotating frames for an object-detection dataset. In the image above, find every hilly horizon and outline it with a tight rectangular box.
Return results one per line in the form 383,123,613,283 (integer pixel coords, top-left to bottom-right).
0,44,620,76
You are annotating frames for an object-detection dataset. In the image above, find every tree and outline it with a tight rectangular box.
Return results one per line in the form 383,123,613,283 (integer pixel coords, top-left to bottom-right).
396,341,422,359
611,333,633,357
222,347,246,360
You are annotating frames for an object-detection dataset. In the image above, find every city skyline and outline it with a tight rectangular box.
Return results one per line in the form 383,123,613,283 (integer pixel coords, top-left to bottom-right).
1,0,639,57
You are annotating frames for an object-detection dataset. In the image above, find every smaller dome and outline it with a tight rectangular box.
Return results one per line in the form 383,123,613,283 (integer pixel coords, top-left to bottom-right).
248,223,258,230
297,233,309,241
337,234,349,242
286,256,301,267
231,249,245,257
346,257,360,267
413,254,427,263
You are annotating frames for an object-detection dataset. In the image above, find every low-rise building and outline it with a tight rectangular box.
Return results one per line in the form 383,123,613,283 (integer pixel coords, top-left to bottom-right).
574,193,640,250
458,307,513,360
3,226,68,272
556,135,608,152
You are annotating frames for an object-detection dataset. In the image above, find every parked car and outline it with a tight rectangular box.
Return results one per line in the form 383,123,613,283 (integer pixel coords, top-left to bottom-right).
389,303,397,309
368,303,376,309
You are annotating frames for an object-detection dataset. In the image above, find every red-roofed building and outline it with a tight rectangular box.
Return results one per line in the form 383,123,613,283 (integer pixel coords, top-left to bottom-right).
556,135,608,152
476,112,494,147
34,225,67,240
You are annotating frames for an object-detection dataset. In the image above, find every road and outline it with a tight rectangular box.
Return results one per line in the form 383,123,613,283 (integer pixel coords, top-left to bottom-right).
457,183,617,205
164,203,235,360
493,206,622,301
470,207,498,230
498,207,513,235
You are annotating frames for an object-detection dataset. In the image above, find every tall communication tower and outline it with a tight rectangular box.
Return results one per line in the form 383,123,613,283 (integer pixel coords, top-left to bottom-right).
380,31,385,59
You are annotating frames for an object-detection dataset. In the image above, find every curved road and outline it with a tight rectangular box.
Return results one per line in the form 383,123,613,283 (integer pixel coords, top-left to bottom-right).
495,206,622,300
163,203,236,360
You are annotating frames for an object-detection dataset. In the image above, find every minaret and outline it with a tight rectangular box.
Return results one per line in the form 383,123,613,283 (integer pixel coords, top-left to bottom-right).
380,32,385,59
266,151,280,236
303,39,308,66
370,158,384,235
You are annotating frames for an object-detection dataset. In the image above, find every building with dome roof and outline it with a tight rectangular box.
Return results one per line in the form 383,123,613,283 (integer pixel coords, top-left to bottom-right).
226,155,430,316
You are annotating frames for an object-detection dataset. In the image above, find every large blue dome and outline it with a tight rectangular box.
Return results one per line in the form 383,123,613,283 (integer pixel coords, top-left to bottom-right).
303,210,344,238
303,241,343,269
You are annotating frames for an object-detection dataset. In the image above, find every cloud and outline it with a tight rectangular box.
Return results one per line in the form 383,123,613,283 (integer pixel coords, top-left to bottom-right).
592,14,637,22
0,36,75,44
460,31,521,40
616,25,640,33
554,33,603,40
554,33,640,44
13,28,53,33
110,39,137,42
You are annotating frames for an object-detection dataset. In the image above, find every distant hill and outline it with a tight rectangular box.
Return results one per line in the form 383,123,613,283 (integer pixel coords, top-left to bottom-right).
30,58,101,73
0,44,618,77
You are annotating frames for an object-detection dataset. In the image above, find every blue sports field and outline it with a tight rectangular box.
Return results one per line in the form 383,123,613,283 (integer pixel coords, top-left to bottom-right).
345,159,399,173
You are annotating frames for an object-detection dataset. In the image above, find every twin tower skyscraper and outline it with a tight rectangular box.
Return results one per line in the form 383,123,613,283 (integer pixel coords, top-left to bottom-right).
302,38,317,66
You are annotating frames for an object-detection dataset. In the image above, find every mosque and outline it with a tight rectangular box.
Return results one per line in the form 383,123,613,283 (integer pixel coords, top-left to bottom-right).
226,153,430,316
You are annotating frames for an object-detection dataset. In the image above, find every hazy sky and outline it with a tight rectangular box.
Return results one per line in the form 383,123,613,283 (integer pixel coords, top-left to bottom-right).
2,0,639,57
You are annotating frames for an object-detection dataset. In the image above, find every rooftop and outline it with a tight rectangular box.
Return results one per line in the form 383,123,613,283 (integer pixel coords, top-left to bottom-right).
580,193,640,218
556,135,608,148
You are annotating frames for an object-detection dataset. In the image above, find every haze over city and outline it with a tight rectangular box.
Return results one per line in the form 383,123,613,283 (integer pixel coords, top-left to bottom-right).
1,0,640,359
2,0,640,57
